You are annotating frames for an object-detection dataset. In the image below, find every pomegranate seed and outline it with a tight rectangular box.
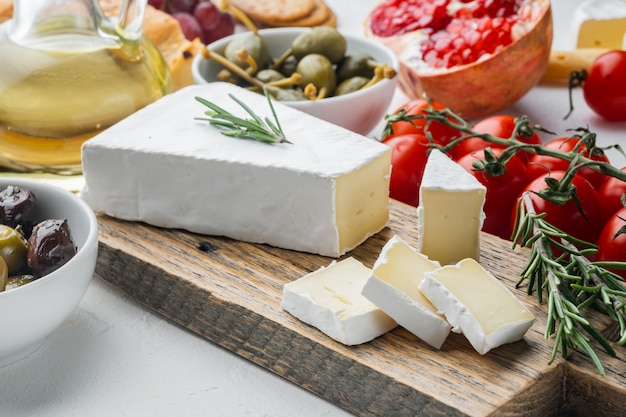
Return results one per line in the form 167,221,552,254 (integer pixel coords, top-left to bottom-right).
370,0,522,69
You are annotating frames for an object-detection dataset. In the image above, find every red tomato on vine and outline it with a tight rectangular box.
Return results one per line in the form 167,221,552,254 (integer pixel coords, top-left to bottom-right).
382,133,432,207
526,135,610,189
516,171,603,244
383,99,461,155
581,50,626,122
457,148,530,240
597,206,626,279
597,167,626,223
453,115,542,163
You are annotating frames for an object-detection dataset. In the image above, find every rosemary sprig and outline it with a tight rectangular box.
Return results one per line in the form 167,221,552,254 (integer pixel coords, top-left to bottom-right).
512,192,626,375
195,86,291,144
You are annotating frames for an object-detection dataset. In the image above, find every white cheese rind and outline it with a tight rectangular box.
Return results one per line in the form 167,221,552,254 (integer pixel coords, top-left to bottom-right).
419,258,535,355
81,83,391,257
417,149,486,265
569,0,626,49
362,235,450,348
281,257,396,345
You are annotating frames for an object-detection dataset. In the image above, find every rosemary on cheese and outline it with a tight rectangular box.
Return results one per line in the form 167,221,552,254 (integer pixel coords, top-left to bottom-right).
195,86,290,144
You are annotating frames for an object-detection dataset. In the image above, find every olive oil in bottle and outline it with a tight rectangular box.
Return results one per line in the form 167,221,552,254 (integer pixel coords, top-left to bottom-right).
0,20,171,173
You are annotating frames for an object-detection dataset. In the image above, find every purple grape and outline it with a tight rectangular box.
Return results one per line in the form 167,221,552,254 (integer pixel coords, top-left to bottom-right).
172,12,202,41
167,0,198,14
201,11,235,44
194,1,221,31
147,0,166,10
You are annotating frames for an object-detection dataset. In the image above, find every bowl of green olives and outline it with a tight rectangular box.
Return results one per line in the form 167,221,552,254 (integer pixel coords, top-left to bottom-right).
0,178,98,367
191,27,399,136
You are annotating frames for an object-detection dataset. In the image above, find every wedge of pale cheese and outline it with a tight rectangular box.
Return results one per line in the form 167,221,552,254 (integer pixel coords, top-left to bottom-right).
419,258,535,355
417,149,486,265
570,0,626,50
282,257,396,345
362,235,451,348
81,83,391,257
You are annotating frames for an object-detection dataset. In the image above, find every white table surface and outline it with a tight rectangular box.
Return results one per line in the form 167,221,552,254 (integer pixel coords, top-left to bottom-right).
1,1,624,416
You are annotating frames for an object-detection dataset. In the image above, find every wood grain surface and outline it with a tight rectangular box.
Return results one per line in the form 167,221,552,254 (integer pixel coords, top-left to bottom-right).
93,200,625,417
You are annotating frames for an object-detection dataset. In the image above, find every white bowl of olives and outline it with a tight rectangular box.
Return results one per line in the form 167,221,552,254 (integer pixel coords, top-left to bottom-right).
0,178,98,367
192,27,399,136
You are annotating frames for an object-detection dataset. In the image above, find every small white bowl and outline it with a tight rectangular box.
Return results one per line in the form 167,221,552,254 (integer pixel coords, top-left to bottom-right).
192,27,399,136
0,178,98,367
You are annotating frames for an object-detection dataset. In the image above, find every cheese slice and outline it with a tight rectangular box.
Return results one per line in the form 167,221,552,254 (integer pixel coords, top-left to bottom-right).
81,82,391,257
570,0,626,49
361,235,450,348
419,258,535,355
281,257,397,345
417,149,486,265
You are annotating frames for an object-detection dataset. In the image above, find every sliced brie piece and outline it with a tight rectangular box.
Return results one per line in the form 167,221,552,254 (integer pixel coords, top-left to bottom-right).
81,83,391,257
417,149,486,265
419,258,535,355
362,235,450,349
570,0,626,49
282,257,396,345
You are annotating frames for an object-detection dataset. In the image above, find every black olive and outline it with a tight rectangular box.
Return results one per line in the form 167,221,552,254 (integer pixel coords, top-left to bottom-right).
0,185,37,237
27,218,77,278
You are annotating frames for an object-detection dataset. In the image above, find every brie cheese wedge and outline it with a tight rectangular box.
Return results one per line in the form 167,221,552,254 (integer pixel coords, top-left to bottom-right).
81,83,391,257
417,149,486,265
570,0,626,50
282,257,396,345
362,235,450,348
419,258,535,355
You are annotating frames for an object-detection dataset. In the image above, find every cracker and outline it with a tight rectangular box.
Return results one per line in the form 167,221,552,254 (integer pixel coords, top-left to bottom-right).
228,0,315,24
268,0,336,28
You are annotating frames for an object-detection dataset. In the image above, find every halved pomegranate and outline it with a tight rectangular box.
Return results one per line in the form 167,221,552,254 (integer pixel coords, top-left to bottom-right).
365,0,553,119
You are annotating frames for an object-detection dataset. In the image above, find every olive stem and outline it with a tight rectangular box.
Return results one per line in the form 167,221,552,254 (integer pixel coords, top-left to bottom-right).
218,0,259,35
266,72,302,89
272,48,294,71
202,47,263,88
217,68,237,84
236,49,258,75
303,84,328,101
361,64,396,90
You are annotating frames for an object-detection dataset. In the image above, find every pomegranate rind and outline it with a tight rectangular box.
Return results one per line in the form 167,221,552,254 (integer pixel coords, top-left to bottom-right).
365,0,553,119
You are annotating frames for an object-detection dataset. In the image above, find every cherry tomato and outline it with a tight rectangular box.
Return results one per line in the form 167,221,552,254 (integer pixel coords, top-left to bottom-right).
457,148,530,240
385,99,461,153
597,167,626,223
454,115,542,163
597,206,626,279
527,136,610,188
383,133,432,207
583,50,626,122
517,171,603,244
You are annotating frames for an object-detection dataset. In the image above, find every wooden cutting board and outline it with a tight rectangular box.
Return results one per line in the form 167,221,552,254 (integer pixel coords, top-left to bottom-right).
93,200,625,417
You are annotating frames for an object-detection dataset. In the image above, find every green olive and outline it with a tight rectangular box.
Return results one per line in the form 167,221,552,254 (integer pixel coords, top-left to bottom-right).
0,225,27,275
276,55,298,77
334,76,370,96
336,53,379,82
256,69,285,84
6,274,36,291
266,85,307,101
224,33,271,71
291,27,347,64
0,257,7,292
295,54,336,95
